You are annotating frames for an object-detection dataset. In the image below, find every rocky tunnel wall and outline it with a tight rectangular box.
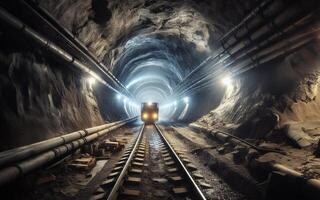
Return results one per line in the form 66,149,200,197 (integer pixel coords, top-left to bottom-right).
196,40,320,148
4,0,317,150
36,0,257,121
0,27,105,150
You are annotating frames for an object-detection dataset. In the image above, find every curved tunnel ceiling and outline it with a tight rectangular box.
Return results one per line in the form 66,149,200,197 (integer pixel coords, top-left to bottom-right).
112,34,205,120
101,0,256,121
38,0,258,121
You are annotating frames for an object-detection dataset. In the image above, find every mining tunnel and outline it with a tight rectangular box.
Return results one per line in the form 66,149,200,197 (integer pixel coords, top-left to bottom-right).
0,0,320,199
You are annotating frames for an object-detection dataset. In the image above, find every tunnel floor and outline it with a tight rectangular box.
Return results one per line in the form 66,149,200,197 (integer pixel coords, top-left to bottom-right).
0,124,251,200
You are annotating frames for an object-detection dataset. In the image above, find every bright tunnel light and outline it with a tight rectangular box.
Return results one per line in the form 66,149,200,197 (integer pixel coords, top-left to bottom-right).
183,97,189,103
152,113,158,119
221,76,232,86
142,113,148,120
87,77,96,86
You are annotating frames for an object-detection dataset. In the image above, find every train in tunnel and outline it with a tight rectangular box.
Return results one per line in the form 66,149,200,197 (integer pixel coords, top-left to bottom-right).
141,102,159,123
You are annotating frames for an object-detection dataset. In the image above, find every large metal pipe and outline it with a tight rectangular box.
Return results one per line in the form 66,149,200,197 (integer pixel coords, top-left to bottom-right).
174,10,319,98
20,0,133,98
0,6,124,95
172,0,319,98
0,117,137,168
0,118,137,186
177,13,310,96
172,0,284,93
181,34,315,96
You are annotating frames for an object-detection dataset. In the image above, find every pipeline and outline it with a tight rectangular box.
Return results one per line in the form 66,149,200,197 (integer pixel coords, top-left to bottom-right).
18,0,132,98
172,0,319,99
179,35,314,96
191,25,317,94
0,6,128,97
177,10,317,96
173,0,275,92
198,18,319,86
0,117,137,168
172,0,285,94
175,13,319,98
0,117,137,186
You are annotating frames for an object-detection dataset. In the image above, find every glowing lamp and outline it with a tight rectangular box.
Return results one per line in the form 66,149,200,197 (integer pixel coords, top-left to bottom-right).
87,77,96,85
142,113,149,120
183,97,189,103
222,76,232,86
152,113,158,119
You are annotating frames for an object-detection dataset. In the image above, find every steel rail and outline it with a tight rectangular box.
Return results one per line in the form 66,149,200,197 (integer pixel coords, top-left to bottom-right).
106,124,145,200
154,124,207,200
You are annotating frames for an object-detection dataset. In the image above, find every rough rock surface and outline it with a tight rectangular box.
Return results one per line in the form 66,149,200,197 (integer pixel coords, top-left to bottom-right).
0,0,259,149
39,0,256,68
196,41,320,148
0,51,103,150
35,0,259,121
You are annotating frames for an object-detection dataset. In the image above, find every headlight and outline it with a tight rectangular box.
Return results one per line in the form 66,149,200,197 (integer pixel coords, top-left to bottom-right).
152,113,158,119
142,113,148,119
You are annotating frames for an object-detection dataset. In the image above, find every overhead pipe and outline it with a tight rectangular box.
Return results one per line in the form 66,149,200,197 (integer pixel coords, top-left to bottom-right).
0,117,137,168
172,0,319,98
203,13,319,79
176,11,310,95
176,24,317,97
0,117,137,186
215,15,320,76
219,0,282,46
0,6,125,96
183,34,315,96
20,0,133,98
219,9,318,68
229,12,318,65
172,0,284,94
184,33,315,96
173,5,319,98
222,1,306,55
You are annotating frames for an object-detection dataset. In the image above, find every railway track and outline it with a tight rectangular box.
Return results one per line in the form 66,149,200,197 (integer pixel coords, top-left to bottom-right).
91,123,207,200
